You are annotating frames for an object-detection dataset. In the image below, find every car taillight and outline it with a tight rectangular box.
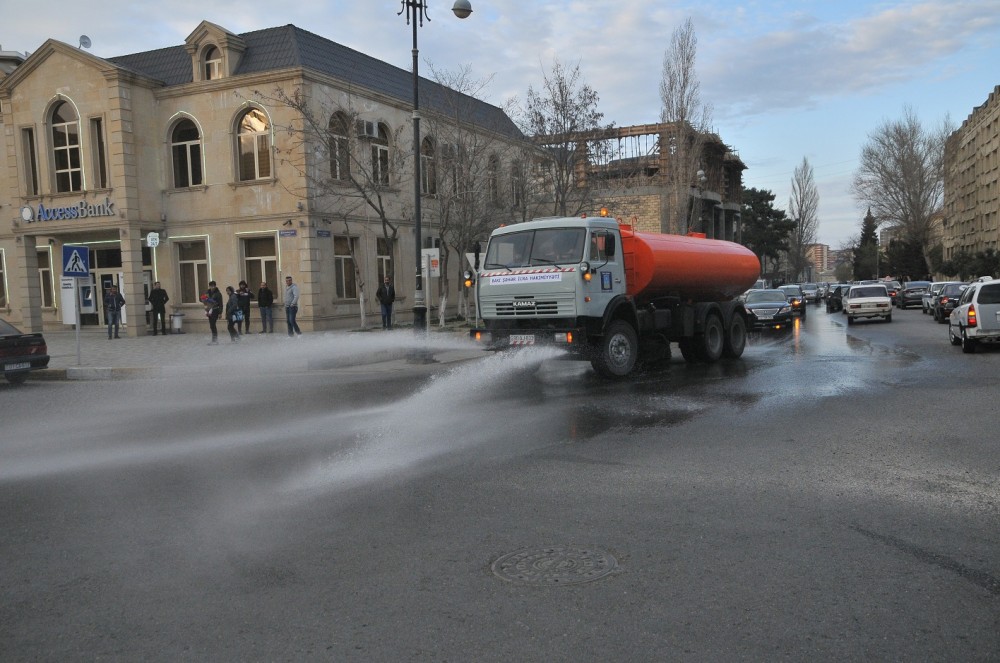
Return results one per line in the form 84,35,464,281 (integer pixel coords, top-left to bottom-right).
968,304,977,327
940,296,949,304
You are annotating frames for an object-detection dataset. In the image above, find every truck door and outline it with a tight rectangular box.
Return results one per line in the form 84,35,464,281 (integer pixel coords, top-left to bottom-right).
585,229,623,315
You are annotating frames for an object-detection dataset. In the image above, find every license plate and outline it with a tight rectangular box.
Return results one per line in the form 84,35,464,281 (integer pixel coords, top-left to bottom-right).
757,314,774,320
4,361,31,371
510,334,535,345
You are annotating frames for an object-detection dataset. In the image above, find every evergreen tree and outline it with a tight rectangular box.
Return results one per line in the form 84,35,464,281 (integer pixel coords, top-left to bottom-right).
740,188,795,281
854,208,879,279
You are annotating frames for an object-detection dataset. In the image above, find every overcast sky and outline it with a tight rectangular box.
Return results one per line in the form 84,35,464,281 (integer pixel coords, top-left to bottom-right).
5,0,999,248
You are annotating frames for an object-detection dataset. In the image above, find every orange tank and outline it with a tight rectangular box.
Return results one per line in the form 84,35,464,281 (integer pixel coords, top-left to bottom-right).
620,225,761,303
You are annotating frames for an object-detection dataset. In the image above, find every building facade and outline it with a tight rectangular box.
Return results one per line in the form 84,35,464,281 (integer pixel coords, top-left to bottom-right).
942,85,1000,262
0,21,524,334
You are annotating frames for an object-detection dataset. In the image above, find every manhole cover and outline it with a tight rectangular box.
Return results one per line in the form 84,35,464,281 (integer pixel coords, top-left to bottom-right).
491,546,618,585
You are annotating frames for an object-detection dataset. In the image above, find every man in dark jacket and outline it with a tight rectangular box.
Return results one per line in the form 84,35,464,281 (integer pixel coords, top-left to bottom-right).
148,281,169,335
104,286,125,339
202,281,223,344
236,281,254,335
375,277,396,329
257,281,275,333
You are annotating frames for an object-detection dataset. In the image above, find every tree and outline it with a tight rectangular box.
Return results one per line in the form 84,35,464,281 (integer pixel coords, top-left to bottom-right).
659,18,713,233
853,209,879,280
740,187,795,281
787,157,820,281
515,59,613,217
852,107,953,273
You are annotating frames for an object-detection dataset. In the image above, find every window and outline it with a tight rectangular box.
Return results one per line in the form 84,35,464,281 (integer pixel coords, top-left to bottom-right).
90,118,108,189
51,101,82,193
177,241,209,303
370,123,390,187
487,155,500,207
237,108,271,181
171,119,203,188
37,249,53,308
22,128,39,196
510,162,524,208
334,235,358,299
204,46,222,80
376,237,393,283
329,113,350,181
242,236,277,291
420,137,436,195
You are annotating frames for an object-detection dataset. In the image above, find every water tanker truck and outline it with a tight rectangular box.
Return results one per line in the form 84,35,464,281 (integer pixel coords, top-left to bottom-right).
468,215,761,378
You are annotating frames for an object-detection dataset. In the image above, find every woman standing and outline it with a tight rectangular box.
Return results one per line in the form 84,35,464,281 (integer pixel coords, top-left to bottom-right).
224,286,241,343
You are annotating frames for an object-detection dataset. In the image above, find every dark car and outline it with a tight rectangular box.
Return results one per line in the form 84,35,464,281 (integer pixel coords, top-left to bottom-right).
882,280,902,305
898,280,932,309
933,282,969,323
778,284,807,317
1,319,50,385
825,284,848,312
743,289,795,331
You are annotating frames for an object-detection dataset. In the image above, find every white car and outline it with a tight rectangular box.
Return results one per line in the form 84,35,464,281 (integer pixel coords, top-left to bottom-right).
843,284,892,324
948,278,1000,353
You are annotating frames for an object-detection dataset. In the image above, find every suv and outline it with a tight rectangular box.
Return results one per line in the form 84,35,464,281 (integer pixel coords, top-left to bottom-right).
778,284,807,317
948,278,1000,353
933,282,968,323
843,284,892,324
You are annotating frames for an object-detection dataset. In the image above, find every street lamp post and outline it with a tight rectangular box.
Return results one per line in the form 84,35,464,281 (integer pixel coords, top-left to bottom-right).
400,0,472,333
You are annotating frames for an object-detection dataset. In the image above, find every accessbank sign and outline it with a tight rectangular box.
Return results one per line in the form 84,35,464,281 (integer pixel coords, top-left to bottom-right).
20,197,116,223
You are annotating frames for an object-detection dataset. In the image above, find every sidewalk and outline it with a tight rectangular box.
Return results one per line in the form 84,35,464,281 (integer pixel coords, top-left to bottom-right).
36,323,485,381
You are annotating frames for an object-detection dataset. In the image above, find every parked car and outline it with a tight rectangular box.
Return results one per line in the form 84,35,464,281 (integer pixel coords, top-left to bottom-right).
898,280,932,309
922,281,956,314
800,283,821,303
0,319,50,385
825,284,849,313
743,289,795,331
843,284,892,324
778,284,807,317
933,282,969,323
948,278,1000,353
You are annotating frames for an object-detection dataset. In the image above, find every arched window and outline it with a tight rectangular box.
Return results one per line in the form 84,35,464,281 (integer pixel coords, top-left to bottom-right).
510,161,524,208
51,101,82,193
171,119,203,188
236,108,271,181
420,137,436,195
329,112,350,181
487,155,500,206
203,46,222,80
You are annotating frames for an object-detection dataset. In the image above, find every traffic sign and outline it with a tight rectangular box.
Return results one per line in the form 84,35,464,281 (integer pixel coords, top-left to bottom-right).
62,245,90,277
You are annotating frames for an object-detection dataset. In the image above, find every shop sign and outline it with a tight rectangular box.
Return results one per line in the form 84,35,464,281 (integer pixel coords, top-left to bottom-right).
20,197,116,223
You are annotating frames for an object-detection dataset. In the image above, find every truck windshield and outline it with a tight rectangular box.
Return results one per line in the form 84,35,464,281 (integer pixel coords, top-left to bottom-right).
484,228,587,268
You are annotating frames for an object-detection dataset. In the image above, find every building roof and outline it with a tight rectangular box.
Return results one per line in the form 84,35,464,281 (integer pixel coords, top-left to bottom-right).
107,24,522,139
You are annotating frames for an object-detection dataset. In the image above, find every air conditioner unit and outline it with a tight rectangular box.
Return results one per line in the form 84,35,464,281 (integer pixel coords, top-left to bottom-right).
356,120,378,138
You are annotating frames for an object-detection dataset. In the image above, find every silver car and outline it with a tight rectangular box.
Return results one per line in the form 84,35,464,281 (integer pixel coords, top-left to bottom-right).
948,278,1000,353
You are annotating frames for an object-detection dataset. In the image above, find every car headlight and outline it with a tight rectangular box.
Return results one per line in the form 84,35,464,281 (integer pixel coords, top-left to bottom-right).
779,306,791,313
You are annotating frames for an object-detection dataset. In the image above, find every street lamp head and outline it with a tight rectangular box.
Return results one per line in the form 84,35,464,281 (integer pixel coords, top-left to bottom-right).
452,0,473,19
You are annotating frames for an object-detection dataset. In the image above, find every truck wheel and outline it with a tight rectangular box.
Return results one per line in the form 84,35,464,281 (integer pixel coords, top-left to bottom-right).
722,314,747,358
695,313,725,362
591,320,638,378
678,338,698,363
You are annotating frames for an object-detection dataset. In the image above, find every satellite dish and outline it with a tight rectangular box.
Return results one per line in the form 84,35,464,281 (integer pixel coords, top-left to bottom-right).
79,35,91,50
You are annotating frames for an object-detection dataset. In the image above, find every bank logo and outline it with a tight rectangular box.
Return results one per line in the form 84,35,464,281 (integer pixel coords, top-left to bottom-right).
23,197,116,223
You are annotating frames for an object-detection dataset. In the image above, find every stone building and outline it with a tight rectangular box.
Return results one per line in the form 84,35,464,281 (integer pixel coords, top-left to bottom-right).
0,21,524,334
942,85,1000,262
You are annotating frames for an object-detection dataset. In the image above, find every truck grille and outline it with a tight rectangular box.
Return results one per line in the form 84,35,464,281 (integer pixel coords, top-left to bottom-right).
483,294,576,318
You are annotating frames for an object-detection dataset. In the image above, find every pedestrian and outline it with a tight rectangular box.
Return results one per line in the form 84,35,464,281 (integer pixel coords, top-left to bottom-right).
148,281,169,335
257,280,275,333
375,276,396,329
284,275,302,337
224,286,241,342
236,280,254,335
202,280,223,344
104,285,125,339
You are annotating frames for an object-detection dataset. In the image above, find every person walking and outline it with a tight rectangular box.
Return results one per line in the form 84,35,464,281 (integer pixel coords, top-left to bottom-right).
104,285,125,339
202,280,223,344
224,286,241,342
148,281,169,335
284,275,302,337
236,280,254,335
257,280,275,333
375,276,396,329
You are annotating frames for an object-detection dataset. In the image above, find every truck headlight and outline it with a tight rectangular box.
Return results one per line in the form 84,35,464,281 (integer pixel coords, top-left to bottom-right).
580,261,591,281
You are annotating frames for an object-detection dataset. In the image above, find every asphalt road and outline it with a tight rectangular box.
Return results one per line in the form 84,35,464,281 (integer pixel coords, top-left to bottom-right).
2,305,998,661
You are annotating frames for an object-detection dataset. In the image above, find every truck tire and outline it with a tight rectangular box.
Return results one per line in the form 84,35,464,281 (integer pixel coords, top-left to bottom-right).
591,320,638,378
678,338,697,363
695,313,725,362
722,313,747,358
